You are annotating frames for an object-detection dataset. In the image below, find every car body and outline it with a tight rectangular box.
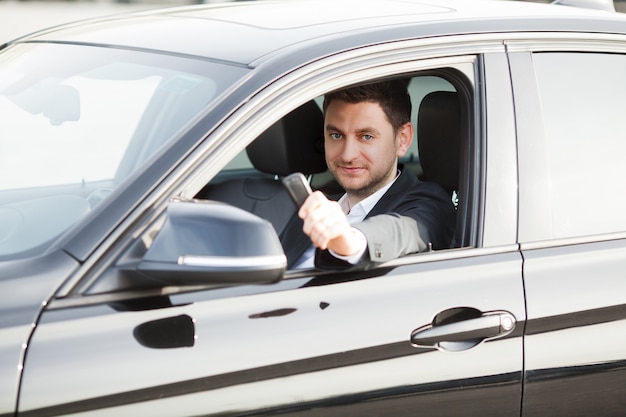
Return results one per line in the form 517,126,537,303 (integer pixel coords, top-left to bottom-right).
1,0,625,415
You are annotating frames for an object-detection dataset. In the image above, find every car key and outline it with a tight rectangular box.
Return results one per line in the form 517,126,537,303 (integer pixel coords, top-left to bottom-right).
282,172,312,207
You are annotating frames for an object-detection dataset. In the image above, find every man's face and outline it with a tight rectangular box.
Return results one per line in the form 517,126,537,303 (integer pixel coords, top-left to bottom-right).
324,99,413,202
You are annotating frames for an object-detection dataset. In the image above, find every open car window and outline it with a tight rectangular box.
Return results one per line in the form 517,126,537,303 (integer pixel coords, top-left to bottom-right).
200,71,472,275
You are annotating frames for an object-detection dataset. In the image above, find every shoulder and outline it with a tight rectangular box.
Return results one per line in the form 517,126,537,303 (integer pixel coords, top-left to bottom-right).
391,168,449,200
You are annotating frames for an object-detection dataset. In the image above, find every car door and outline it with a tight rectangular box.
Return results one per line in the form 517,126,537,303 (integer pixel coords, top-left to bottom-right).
17,47,525,416
18,253,525,417
509,42,626,416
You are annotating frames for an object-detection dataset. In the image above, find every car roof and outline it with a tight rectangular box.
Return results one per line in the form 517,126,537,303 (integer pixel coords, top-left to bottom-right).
12,0,626,66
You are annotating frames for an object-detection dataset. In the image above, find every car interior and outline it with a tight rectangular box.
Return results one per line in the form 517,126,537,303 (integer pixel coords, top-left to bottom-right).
197,73,468,267
196,100,328,267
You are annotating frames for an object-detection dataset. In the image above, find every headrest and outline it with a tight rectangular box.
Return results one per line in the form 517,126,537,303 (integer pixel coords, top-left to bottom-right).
246,100,327,177
417,91,461,194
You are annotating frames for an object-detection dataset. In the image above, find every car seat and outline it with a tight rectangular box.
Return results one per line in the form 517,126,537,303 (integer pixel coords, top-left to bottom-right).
417,90,462,246
199,100,327,265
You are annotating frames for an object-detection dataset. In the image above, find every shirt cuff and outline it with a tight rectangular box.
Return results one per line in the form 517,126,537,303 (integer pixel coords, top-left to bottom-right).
328,227,368,264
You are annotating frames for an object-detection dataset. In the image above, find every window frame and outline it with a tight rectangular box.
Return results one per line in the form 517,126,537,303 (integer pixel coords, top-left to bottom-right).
510,35,626,245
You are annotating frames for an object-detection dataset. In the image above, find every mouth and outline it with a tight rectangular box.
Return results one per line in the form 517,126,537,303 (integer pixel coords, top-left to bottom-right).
338,166,364,176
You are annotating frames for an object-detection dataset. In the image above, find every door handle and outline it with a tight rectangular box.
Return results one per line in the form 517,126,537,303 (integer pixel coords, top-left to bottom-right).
410,309,516,352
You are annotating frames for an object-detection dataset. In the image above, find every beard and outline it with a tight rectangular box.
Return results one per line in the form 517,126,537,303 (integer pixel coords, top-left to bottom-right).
331,163,397,200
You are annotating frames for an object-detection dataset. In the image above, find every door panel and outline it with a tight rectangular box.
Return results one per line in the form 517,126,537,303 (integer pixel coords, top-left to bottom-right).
522,239,626,416
19,249,524,416
511,48,626,416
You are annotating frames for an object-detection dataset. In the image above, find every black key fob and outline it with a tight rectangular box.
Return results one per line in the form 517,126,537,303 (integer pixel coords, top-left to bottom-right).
282,172,312,207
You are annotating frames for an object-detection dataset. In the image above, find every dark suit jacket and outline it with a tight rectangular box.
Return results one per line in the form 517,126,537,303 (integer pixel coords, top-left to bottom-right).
282,168,456,269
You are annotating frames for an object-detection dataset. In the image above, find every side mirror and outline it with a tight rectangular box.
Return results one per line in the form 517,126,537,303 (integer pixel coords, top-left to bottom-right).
137,200,286,287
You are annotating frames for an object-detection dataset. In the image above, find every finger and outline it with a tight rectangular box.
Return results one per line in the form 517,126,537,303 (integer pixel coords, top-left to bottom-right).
304,215,332,243
298,191,327,219
309,213,348,250
311,221,335,250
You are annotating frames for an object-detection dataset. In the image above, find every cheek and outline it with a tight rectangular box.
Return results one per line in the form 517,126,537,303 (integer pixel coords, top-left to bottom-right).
324,140,341,160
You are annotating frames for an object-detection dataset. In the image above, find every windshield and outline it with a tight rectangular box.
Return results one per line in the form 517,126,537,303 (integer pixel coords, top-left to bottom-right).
0,42,248,259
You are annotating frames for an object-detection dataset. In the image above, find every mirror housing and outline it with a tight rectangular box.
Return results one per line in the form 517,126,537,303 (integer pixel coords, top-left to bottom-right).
137,200,286,286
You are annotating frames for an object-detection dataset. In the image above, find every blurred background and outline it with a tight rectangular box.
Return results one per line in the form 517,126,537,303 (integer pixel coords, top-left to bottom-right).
0,0,625,44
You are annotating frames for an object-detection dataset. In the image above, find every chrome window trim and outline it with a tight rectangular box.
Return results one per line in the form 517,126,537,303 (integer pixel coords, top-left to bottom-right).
50,243,520,310
504,32,626,53
520,230,626,251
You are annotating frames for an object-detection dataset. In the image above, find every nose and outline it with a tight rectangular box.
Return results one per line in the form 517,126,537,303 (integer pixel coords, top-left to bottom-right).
340,136,360,162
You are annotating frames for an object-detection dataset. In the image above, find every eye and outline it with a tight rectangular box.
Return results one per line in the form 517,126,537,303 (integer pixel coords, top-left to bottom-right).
329,132,342,140
361,134,373,141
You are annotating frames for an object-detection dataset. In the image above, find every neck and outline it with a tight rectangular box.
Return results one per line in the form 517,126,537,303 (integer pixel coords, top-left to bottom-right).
345,167,399,208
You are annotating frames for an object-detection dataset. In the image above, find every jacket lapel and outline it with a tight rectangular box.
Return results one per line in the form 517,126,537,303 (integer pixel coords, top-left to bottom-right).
366,168,416,218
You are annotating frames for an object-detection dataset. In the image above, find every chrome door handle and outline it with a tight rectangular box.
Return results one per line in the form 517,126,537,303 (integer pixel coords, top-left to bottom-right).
410,310,516,352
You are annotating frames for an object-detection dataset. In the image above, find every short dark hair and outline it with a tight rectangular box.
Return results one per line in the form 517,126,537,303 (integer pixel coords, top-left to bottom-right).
323,79,412,132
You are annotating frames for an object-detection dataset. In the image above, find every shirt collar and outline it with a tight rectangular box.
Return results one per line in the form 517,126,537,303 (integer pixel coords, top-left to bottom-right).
339,170,400,218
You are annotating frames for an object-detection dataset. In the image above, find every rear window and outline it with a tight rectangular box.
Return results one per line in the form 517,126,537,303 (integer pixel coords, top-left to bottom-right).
532,52,626,238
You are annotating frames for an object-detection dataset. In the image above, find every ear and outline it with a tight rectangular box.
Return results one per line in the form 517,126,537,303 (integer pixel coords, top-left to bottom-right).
396,122,414,157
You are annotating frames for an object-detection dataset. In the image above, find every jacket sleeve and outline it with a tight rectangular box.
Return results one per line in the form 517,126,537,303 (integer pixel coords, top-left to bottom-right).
354,214,426,262
314,174,456,269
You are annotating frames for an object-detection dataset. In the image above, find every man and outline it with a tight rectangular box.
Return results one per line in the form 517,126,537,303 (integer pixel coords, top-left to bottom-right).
293,79,456,269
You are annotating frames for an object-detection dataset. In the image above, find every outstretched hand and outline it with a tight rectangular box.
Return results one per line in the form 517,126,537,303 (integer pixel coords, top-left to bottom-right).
298,191,364,256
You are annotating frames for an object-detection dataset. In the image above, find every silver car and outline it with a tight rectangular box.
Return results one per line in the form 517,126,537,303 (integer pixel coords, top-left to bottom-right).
1,0,625,416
